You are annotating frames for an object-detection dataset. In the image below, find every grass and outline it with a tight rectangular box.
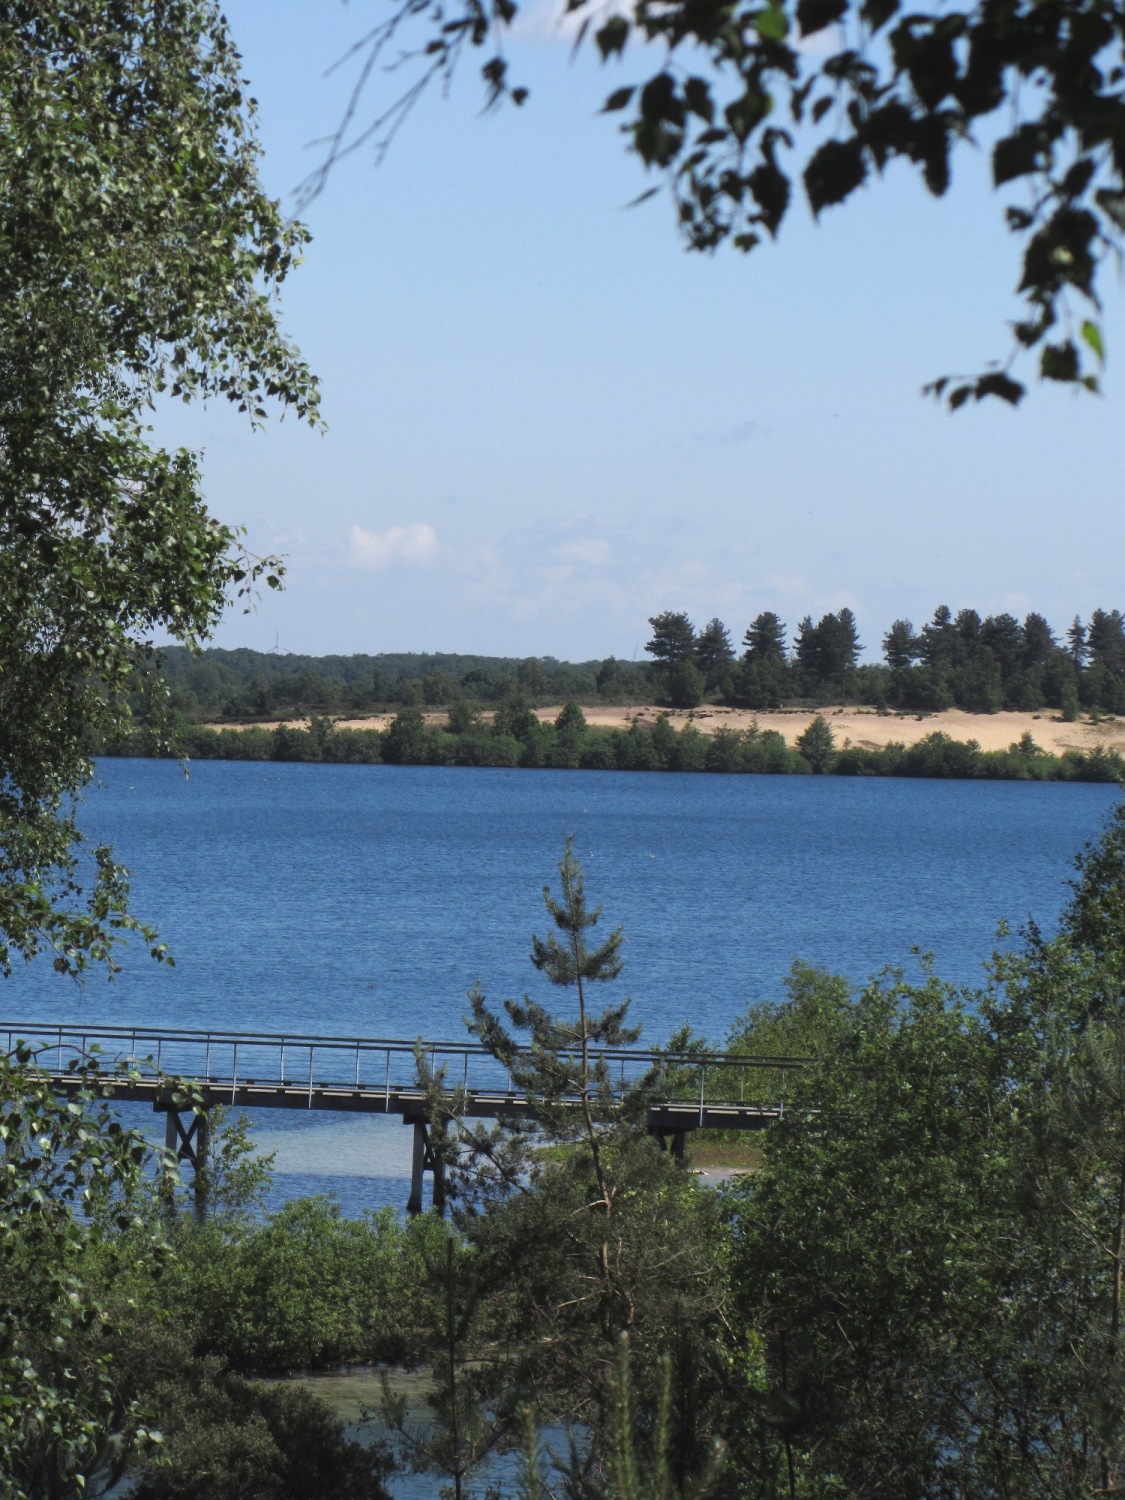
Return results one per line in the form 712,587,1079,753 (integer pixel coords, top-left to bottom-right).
688,1134,763,1170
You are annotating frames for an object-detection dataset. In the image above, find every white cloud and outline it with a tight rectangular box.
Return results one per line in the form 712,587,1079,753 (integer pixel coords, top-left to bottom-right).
349,522,438,571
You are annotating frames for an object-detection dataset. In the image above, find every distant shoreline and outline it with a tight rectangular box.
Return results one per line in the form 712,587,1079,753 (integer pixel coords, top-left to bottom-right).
201,704,1125,759
103,704,1125,784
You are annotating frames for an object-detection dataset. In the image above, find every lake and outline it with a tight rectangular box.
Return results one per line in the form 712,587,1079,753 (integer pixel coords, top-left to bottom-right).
8,759,1120,1214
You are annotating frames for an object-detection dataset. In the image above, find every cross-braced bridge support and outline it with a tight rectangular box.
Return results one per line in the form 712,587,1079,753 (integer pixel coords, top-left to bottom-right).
158,1104,210,1223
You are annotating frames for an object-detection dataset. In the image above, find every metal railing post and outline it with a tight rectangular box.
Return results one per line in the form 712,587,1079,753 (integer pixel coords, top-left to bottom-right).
308,1046,314,1108
231,1041,238,1105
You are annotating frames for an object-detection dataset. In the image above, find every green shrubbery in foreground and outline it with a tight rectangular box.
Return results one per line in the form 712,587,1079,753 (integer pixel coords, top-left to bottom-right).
104,705,1125,783
13,814,1125,1497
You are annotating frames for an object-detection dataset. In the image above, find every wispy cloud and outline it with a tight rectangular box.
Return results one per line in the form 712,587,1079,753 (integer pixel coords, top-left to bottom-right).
349,522,439,571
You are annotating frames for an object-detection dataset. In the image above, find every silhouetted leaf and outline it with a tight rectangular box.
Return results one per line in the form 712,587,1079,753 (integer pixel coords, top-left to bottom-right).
603,86,635,113
595,15,629,56
993,126,1045,187
1041,341,1079,383
684,77,714,122
1062,158,1096,200
861,0,899,31
804,137,867,214
974,372,1024,404
748,162,790,233
797,0,847,38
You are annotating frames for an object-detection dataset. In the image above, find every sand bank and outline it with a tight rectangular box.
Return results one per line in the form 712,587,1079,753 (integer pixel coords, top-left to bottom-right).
209,705,1125,757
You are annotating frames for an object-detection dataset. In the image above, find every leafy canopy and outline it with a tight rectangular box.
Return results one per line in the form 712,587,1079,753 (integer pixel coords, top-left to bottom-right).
0,1,318,976
315,0,1125,406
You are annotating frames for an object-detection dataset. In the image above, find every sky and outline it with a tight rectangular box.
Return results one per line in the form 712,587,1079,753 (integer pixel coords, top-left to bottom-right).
155,0,1125,663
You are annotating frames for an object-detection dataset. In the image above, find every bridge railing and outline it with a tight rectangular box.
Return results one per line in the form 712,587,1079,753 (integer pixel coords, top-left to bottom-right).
2,1020,807,1111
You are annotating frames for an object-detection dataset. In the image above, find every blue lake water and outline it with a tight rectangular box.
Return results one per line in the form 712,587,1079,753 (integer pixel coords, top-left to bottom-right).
8,759,1121,1215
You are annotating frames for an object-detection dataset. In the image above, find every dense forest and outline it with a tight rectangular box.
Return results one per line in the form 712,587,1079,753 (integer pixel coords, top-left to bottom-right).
153,604,1125,724
644,605,1125,715
15,818,1125,1498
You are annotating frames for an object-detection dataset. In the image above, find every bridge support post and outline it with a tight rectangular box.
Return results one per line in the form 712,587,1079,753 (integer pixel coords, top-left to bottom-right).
652,1128,687,1163
406,1118,447,1217
159,1105,210,1223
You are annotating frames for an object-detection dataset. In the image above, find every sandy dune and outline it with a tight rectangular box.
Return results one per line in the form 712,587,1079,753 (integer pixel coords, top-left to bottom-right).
212,705,1125,756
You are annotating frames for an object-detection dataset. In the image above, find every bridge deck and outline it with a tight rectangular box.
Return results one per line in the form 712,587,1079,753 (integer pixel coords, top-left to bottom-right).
5,1019,801,1125
40,1069,781,1131
6,1021,801,1212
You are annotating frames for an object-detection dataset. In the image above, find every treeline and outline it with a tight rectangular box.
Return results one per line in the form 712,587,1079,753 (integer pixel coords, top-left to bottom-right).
105,705,1125,783
153,604,1125,727
645,605,1125,714
156,645,646,721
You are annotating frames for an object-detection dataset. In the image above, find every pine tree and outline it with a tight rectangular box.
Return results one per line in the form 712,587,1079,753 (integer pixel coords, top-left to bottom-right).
645,612,696,665
882,619,918,670
1022,612,1056,669
744,611,787,663
920,605,958,669
1067,616,1089,668
418,842,727,1431
1088,609,1125,677
793,616,820,679
693,618,735,690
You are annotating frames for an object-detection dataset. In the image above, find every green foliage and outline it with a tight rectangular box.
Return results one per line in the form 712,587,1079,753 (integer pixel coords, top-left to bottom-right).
0,1048,169,1498
114,1321,392,1500
666,660,706,709
417,841,729,1463
645,612,696,666
517,1335,723,1499
0,0,319,975
124,597,1125,734
377,1232,502,1500
382,706,429,765
694,620,736,693
794,714,835,772
721,813,1125,1497
162,1199,445,1371
109,706,1125,784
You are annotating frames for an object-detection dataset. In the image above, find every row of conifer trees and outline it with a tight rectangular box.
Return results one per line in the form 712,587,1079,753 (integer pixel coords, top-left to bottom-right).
644,605,1125,714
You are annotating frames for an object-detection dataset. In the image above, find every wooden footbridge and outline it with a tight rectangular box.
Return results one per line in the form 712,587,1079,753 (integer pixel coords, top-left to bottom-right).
3,1021,804,1216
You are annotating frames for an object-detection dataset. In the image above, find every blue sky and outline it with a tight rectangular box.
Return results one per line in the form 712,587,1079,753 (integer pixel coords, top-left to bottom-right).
156,0,1125,662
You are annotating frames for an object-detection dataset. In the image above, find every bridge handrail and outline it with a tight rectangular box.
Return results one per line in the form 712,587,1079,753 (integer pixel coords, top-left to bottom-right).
0,1020,809,1072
